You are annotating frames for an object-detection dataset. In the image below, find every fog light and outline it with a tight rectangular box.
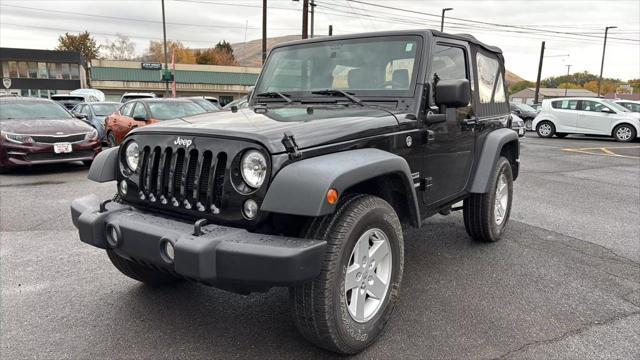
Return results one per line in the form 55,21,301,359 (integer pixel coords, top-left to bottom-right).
163,241,175,262
105,224,120,248
119,180,128,196
243,199,258,219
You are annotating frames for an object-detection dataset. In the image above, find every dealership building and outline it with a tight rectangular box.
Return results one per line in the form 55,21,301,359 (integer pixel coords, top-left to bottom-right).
509,87,598,104
89,60,260,104
0,47,88,97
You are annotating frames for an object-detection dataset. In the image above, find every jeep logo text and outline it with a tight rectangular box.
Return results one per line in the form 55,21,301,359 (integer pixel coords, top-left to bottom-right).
174,137,193,147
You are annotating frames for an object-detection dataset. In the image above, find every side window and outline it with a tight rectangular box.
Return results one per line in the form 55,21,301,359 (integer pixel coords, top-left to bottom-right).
121,102,135,117
73,105,83,114
579,100,607,112
476,52,500,104
429,44,468,104
81,105,91,116
553,100,578,110
132,103,148,119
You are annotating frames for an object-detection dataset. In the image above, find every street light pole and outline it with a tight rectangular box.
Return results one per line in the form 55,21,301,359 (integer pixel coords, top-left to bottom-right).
564,64,571,97
262,0,267,65
302,0,309,39
161,0,169,97
310,0,316,38
597,26,617,97
441,8,453,32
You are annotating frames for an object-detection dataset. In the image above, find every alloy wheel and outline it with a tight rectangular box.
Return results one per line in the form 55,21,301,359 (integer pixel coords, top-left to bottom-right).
494,173,509,225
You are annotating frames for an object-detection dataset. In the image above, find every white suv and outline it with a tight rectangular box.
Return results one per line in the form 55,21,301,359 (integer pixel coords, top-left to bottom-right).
533,97,640,142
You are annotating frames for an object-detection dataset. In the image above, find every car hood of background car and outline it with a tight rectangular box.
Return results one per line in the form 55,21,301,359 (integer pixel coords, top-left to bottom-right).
130,106,400,153
0,118,94,135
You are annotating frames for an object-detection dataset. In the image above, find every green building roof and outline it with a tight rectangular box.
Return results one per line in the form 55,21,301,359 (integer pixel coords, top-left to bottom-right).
91,67,258,86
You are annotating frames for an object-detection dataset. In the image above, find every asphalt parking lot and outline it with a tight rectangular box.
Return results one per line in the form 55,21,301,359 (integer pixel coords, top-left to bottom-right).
1,134,639,359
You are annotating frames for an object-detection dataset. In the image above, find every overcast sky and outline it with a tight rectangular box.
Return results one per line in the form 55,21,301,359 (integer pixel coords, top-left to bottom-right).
1,0,639,81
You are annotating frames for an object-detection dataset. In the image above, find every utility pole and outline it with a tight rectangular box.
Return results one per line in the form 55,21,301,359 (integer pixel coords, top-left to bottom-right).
302,0,309,39
564,64,572,97
310,0,316,38
597,26,617,97
161,0,169,97
328,25,333,36
441,8,453,32
262,0,267,64
534,41,545,105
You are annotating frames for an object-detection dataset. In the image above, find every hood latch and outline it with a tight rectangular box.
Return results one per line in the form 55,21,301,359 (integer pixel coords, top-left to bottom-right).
281,131,302,159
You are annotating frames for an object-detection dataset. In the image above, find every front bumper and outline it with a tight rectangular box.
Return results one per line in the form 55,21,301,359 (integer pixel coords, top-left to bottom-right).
70,195,326,288
0,140,101,166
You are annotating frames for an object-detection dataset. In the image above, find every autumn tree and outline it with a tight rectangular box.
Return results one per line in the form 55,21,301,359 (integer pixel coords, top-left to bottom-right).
56,31,100,62
195,41,238,66
102,34,136,61
628,79,640,93
143,40,196,64
508,80,535,95
582,80,618,95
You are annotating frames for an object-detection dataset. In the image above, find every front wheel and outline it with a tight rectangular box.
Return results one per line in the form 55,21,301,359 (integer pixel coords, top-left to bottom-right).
613,124,636,142
291,195,404,354
463,156,513,242
524,118,533,131
536,121,555,138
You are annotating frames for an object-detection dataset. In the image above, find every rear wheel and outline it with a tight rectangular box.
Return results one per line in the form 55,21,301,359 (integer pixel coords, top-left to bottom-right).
107,132,117,147
524,118,533,131
613,124,636,142
536,121,555,138
290,195,404,354
463,156,513,242
106,249,180,286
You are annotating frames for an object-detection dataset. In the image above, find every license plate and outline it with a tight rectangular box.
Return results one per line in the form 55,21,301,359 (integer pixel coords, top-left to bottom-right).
54,142,73,154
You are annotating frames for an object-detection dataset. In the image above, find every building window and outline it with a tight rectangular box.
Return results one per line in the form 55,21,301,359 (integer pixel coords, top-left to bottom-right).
61,63,70,79
37,62,48,79
21,89,29,97
8,61,18,78
47,63,57,79
70,64,80,80
1,61,8,77
28,62,38,78
17,62,28,78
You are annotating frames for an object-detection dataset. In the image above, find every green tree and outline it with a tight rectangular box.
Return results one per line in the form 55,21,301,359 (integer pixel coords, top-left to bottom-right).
508,80,535,95
56,31,100,62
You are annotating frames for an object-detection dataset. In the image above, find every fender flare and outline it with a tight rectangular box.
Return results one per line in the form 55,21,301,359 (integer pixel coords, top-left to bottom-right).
88,146,119,183
469,128,519,193
261,148,421,227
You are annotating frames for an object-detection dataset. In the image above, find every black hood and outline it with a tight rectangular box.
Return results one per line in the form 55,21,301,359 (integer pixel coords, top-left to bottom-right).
130,106,399,153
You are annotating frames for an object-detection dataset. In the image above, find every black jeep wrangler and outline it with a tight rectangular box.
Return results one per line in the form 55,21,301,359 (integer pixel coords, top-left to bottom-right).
71,30,518,354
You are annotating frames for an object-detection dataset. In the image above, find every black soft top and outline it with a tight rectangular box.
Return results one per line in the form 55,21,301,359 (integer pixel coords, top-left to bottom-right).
271,29,503,55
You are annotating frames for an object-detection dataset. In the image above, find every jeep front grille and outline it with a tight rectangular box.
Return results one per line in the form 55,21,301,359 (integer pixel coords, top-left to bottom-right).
137,146,227,212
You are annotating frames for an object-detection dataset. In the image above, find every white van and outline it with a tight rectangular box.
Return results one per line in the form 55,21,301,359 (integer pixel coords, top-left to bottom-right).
533,97,640,142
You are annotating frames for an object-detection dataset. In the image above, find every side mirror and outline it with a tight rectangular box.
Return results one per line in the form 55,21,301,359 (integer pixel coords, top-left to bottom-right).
601,108,614,114
133,115,148,121
434,79,470,108
74,113,87,120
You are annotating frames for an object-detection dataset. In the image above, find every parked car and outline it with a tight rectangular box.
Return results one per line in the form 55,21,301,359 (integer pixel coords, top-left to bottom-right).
70,88,106,102
120,92,156,103
529,103,542,112
510,102,537,131
51,94,99,110
202,96,221,108
533,97,640,142
511,113,526,137
613,100,640,113
105,98,207,146
183,96,220,112
72,102,121,143
0,97,101,172
72,30,520,354
221,96,248,110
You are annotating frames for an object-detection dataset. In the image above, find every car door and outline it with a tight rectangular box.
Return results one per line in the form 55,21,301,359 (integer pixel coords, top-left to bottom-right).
576,100,613,135
550,99,578,132
422,40,476,206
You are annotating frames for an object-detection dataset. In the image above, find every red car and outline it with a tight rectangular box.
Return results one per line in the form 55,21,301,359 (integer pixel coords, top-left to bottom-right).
105,98,206,146
0,97,101,172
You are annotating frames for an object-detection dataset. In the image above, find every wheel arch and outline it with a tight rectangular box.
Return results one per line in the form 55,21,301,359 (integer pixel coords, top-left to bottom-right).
469,128,519,194
611,122,639,137
261,148,421,228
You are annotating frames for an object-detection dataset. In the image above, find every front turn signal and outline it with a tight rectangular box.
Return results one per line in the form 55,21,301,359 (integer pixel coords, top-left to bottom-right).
326,189,339,205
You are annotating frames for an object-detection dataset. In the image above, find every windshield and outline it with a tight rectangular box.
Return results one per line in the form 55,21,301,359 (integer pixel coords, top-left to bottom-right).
515,103,536,112
255,36,422,98
148,101,206,120
52,96,84,101
0,101,73,120
92,103,119,116
190,98,219,112
122,95,154,102
602,100,630,112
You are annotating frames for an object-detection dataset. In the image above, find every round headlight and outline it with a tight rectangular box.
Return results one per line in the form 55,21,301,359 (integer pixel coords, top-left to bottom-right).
125,141,139,171
241,150,267,188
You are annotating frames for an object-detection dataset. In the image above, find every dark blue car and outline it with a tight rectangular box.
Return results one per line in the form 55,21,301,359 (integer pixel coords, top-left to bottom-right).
71,102,120,143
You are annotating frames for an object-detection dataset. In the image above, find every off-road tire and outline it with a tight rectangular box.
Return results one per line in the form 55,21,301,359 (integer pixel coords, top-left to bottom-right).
536,121,555,138
613,124,636,142
106,249,180,286
463,156,513,242
290,195,404,354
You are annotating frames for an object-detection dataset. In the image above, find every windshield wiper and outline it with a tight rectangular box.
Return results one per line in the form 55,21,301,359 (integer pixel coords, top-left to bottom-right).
255,92,292,103
311,89,363,106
